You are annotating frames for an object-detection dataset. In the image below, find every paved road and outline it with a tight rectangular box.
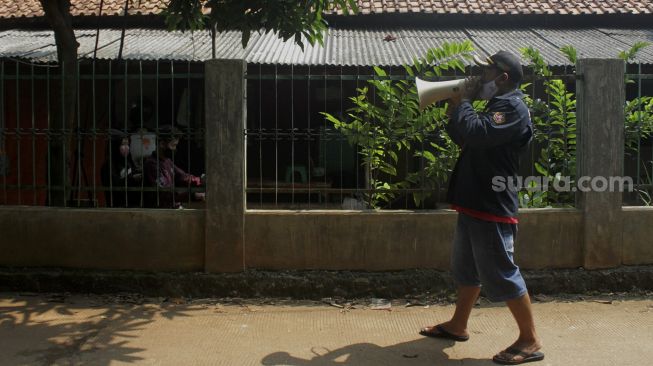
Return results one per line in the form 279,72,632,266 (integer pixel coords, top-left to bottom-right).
0,293,651,365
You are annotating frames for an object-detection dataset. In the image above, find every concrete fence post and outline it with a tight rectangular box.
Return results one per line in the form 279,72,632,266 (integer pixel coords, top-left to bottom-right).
204,59,246,272
576,58,625,269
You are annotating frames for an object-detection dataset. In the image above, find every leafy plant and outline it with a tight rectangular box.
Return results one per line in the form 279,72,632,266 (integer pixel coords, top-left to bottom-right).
635,161,653,206
520,46,577,207
625,97,653,155
164,0,359,49
618,41,651,62
322,41,475,208
620,41,652,84
518,180,551,208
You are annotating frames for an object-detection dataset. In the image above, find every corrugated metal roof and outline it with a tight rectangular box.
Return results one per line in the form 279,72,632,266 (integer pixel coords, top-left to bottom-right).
1,27,653,66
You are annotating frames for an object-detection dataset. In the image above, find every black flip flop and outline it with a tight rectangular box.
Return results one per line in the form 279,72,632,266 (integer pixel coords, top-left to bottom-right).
418,324,469,342
492,347,545,365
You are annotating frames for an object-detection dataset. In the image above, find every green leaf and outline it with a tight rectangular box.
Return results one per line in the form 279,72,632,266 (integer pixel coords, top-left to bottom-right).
560,45,577,64
374,66,387,77
421,150,436,162
534,162,549,176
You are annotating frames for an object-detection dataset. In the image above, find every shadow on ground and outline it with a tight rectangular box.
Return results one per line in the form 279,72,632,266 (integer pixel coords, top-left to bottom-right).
262,337,496,366
0,294,188,365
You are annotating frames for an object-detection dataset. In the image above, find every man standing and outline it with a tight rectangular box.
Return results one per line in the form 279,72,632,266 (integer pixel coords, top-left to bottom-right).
419,51,543,365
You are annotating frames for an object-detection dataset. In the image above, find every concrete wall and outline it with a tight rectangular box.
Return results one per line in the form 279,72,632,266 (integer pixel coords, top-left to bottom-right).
622,207,653,265
244,208,583,271
0,206,651,271
0,207,205,271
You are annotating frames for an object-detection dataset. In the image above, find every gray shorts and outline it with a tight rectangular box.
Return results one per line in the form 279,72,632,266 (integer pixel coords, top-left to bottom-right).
450,212,528,302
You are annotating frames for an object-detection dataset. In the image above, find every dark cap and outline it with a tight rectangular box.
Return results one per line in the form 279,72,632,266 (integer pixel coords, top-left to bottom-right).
474,50,524,83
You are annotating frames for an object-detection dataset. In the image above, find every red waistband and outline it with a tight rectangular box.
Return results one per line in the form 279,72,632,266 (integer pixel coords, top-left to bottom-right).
451,205,518,224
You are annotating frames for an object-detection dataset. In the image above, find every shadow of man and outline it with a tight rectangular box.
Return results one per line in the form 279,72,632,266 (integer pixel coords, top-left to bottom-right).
262,337,496,366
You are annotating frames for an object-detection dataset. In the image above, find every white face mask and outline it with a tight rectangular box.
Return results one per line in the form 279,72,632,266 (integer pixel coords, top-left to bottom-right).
478,78,499,100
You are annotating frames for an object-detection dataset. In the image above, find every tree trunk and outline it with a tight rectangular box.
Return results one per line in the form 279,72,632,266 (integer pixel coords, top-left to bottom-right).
40,0,79,206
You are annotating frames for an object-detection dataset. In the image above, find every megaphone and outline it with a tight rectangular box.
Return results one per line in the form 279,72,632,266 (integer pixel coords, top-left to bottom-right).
416,77,466,110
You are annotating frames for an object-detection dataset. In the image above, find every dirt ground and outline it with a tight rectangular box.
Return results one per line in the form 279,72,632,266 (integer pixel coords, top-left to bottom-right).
0,292,651,365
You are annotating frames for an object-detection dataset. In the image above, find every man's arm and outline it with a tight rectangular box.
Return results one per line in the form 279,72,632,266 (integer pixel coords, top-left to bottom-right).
174,164,201,186
448,100,523,149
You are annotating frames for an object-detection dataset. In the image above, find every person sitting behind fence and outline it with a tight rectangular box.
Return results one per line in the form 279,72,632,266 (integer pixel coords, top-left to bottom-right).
143,126,204,208
100,131,142,207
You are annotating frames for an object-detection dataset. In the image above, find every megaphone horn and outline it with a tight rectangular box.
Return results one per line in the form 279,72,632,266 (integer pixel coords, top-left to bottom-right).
416,77,466,110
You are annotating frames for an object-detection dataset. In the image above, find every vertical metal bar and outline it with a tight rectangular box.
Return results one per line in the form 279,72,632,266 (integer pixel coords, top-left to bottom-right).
545,70,553,204
385,66,394,209
418,89,423,209
323,64,327,208
0,61,5,204
61,61,67,207
108,60,113,207
76,60,81,206
92,60,97,206
155,60,159,207
647,64,653,199
139,60,144,207
46,64,51,205
258,65,263,208
124,60,129,207
355,66,359,205
636,63,642,189
339,65,343,206
368,66,375,208
186,60,191,206
154,59,160,207
31,64,36,204
531,66,536,183
167,60,173,208
16,61,21,205
402,66,408,210
274,64,278,206
307,65,311,208
291,64,295,206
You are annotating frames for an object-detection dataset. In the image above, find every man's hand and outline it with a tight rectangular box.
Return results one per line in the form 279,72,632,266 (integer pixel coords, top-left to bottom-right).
445,100,458,118
461,76,481,101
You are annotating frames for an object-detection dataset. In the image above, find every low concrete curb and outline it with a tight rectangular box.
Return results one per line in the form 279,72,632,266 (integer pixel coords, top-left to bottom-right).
1,266,652,299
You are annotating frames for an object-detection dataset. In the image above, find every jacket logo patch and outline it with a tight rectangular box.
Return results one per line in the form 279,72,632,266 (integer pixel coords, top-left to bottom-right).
493,112,506,125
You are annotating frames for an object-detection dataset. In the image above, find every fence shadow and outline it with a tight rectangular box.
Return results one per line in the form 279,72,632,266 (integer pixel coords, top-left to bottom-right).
261,337,496,366
0,294,189,365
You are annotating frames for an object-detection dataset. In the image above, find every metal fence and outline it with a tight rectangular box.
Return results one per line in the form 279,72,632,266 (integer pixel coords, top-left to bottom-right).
0,59,206,209
624,64,653,206
3,58,650,210
244,63,582,210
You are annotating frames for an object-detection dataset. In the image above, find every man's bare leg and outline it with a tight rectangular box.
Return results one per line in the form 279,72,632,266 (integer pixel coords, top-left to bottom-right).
422,285,480,337
495,293,543,362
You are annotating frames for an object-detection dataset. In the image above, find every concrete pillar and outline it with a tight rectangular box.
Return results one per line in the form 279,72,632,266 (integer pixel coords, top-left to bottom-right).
204,59,246,272
576,59,625,269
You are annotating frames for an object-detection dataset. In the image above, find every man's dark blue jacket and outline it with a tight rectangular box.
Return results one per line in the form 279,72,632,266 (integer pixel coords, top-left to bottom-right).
445,89,533,218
